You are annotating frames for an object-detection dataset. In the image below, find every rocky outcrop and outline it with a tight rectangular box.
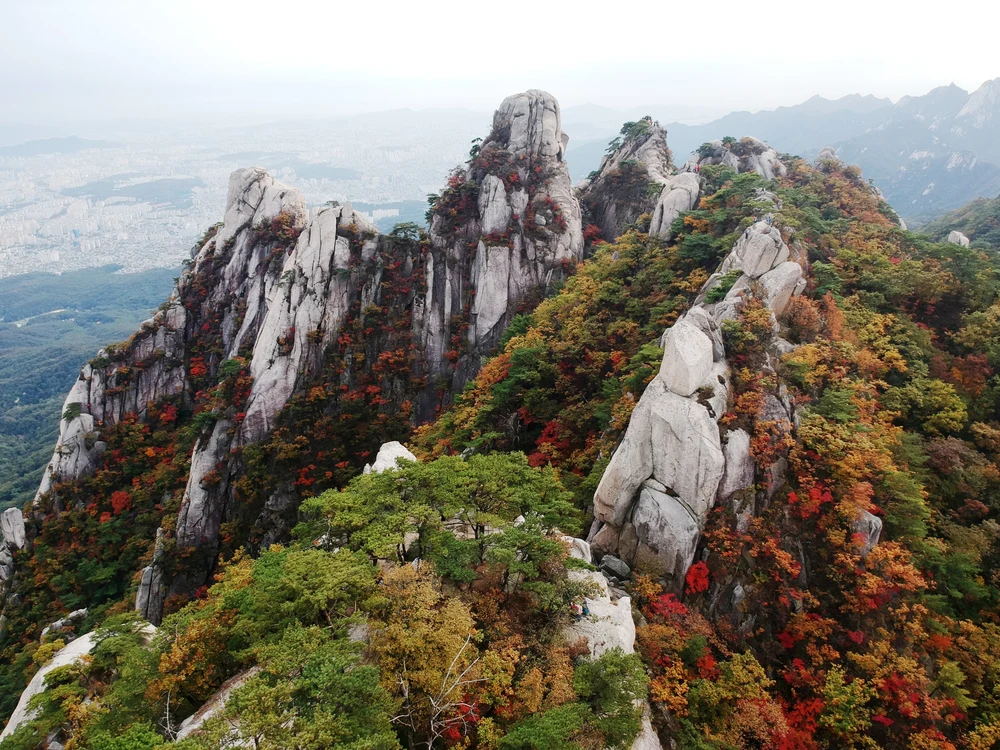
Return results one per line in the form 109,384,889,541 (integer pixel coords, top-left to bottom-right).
175,667,262,740
413,90,583,420
135,528,165,623
685,137,787,181
948,230,971,247
648,173,700,239
719,220,789,279
0,633,98,742
0,509,25,553
363,441,417,474
590,207,815,589
578,118,674,241
40,608,87,639
1,624,157,742
564,568,636,658
31,96,582,625
171,191,376,549
562,540,635,659
0,509,26,600
560,539,664,750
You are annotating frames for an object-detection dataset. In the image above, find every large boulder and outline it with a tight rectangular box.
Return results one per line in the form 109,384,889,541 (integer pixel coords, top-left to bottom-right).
758,261,803,315
659,320,714,397
719,220,789,279
649,173,700,239
594,378,724,528
563,570,635,658
678,306,725,361
853,510,883,557
948,230,971,247
364,441,418,474
629,484,700,583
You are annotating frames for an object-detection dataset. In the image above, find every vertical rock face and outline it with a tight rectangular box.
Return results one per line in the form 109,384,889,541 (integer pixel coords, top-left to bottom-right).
174,198,380,554
413,90,583,420
0,510,26,552
590,206,817,591
26,92,583,627
0,509,26,595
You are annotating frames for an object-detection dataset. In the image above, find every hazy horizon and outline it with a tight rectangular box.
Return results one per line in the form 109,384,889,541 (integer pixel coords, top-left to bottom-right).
4,0,999,129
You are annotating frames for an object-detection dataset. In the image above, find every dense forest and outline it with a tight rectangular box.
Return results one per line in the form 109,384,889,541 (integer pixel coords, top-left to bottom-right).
4,120,1000,750
923,194,1000,249
0,267,178,510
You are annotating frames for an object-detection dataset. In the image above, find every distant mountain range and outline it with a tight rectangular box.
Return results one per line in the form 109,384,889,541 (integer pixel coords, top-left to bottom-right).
565,79,1000,223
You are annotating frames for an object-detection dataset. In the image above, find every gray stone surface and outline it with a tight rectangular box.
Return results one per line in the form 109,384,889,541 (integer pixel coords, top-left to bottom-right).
659,319,714,397
948,230,971,247
363,441,418,474
853,510,883,557
0,509,26,550
599,555,632,579
649,172,700,239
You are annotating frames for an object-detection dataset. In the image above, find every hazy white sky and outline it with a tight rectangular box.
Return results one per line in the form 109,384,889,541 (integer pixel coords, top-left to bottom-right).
3,0,999,123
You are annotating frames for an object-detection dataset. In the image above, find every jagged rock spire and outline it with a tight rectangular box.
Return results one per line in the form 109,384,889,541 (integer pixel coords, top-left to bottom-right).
578,117,675,241
412,89,583,420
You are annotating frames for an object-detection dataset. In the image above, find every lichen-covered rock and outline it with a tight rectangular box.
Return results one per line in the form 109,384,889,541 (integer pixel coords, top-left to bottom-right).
659,319,714,397
363,441,418,474
948,230,971,247
648,172,701,239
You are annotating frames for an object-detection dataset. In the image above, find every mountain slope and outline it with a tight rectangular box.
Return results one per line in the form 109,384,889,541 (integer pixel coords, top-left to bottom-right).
5,93,1000,750
567,80,1000,224
922,193,1000,247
